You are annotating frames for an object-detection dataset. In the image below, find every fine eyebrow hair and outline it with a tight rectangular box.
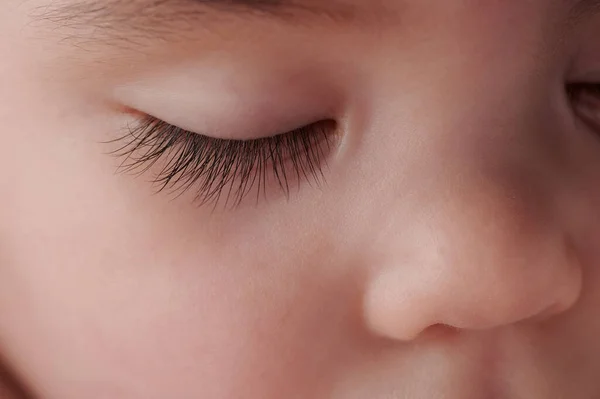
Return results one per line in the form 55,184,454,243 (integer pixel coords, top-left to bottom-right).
33,0,356,46
573,0,600,12
570,0,600,20
32,0,600,49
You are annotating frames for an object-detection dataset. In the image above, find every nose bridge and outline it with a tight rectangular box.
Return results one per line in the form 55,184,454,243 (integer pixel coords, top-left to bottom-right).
361,31,567,250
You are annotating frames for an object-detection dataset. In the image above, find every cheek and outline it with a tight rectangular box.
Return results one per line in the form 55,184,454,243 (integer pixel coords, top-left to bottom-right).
1,241,352,398
1,191,303,397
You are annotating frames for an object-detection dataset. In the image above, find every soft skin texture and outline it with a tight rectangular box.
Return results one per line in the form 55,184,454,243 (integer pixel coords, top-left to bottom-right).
1,0,600,398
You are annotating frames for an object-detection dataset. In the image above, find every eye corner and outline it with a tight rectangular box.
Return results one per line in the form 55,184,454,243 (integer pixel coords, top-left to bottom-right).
566,81,600,132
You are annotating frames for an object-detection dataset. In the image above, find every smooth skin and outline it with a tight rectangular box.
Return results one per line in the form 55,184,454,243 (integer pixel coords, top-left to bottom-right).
1,0,600,398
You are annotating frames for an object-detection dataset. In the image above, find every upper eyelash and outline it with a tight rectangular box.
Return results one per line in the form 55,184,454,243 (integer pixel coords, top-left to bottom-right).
108,116,336,208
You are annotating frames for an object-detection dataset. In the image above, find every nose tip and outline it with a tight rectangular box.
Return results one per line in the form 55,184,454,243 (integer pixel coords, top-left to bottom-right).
362,237,583,342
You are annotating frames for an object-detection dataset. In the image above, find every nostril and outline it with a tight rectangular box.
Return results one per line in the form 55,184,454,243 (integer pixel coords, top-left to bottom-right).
417,323,461,342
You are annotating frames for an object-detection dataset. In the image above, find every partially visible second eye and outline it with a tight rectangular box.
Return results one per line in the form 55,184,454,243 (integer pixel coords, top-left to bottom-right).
109,116,338,208
568,83,600,131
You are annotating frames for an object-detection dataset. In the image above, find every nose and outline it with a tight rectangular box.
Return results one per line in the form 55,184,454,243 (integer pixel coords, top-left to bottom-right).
362,180,583,341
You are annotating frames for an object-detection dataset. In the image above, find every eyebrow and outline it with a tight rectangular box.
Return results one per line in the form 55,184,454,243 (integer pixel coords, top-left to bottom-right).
570,0,600,20
33,0,600,50
34,0,354,47
574,0,600,11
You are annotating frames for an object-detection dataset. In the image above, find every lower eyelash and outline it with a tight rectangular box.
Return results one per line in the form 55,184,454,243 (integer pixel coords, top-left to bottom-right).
108,116,337,208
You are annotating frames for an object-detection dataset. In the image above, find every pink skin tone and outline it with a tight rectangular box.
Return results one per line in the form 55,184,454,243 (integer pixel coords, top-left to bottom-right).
1,0,600,398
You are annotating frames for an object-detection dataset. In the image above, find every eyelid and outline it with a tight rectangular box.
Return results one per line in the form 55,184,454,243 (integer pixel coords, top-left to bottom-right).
108,116,337,208
112,62,338,140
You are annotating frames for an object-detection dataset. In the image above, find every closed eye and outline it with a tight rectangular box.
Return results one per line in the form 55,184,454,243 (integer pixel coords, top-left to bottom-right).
107,115,338,209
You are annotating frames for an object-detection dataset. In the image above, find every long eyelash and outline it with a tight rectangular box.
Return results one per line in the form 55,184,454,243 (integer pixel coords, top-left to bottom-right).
108,116,335,207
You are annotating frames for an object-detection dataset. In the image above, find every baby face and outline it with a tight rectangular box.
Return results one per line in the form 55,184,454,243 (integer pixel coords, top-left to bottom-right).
1,0,600,398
